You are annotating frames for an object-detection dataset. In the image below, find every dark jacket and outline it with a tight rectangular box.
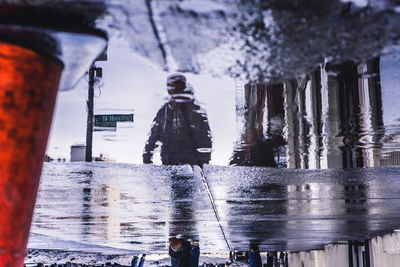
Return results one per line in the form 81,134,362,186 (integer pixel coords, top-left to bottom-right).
143,99,212,165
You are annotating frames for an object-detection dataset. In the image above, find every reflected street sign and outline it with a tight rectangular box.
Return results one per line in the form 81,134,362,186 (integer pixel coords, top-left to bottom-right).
94,114,134,123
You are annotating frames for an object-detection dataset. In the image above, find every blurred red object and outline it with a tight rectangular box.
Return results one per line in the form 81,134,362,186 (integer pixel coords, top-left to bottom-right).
0,41,62,266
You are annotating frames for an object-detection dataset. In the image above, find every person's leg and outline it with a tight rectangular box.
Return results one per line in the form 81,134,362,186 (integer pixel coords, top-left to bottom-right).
190,243,200,267
266,252,274,267
272,251,279,267
249,244,262,267
131,256,138,267
285,252,288,267
138,254,146,267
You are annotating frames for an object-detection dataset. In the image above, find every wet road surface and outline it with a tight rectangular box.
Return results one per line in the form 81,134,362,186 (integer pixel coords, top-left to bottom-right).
28,163,400,254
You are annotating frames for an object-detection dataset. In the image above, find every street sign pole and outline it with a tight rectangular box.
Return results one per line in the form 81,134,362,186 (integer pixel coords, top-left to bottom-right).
85,47,107,162
85,64,95,162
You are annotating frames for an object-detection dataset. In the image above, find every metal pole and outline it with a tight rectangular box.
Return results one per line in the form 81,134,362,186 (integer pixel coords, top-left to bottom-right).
193,165,232,252
355,242,360,267
85,64,95,162
349,241,354,267
364,239,371,267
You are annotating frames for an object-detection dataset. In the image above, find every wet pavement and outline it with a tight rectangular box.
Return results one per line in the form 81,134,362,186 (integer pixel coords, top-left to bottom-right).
206,165,400,252
28,163,400,254
29,163,225,254
1,0,399,261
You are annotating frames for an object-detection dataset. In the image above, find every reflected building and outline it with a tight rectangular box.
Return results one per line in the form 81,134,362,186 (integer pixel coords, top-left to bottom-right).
233,58,384,169
230,83,289,251
231,83,286,167
284,58,384,169
227,56,397,254
282,60,383,254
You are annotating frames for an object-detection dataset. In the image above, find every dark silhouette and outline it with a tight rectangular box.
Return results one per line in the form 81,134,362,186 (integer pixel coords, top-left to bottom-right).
230,83,285,167
229,244,263,267
143,73,212,166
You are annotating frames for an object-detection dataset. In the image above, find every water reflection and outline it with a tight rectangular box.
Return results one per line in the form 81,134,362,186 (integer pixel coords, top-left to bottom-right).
143,73,212,166
233,56,400,169
9,0,400,168
205,165,397,252
230,0,400,82
81,176,93,242
231,84,286,167
31,164,225,253
286,58,383,168
81,181,123,244
80,170,114,243
30,163,400,253
169,170,199,241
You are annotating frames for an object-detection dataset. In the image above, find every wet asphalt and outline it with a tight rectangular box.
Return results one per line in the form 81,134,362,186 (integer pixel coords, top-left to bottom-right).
28,163,400,254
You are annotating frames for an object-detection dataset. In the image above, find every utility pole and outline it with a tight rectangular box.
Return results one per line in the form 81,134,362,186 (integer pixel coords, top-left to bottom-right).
85,47,107,162
85,64,95,162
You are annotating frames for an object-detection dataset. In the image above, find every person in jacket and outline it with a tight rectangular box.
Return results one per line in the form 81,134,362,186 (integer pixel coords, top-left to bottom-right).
143,73,212,166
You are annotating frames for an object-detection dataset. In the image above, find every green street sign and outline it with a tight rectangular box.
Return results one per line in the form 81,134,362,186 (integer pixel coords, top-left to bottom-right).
94,114,134,123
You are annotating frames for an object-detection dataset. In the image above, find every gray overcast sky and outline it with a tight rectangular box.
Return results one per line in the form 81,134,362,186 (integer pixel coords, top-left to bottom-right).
46,36,237,165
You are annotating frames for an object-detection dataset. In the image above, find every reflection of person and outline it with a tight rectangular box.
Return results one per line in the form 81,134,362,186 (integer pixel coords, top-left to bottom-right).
169,172,199,241
230,128,278,167
131,255,146,267
143,73,212,166
248,244,262,267
169,236,200,267
229,83,286,168
230,244,262,267
229,246,288,267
